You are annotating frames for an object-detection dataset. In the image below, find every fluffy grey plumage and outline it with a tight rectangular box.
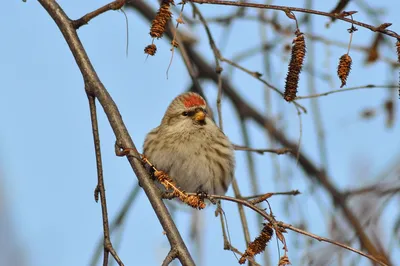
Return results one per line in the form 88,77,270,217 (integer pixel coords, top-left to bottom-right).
143,92,234,195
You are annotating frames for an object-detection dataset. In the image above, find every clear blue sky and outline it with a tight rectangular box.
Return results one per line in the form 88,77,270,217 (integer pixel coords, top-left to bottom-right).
1,1,400,265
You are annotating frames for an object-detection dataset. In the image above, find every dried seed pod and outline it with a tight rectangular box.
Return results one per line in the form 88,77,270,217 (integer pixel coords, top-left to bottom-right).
337,54,352,88
284,30,306,102
278,254,291,266
144,44,157,56
239,224,273,264
150,0,174,39
176,17,184,24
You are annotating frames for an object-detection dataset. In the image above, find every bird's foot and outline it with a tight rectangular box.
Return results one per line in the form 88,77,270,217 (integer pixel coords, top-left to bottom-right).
196,190,208,201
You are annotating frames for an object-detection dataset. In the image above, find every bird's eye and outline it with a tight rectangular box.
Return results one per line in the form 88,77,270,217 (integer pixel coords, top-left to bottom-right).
182,112,188,116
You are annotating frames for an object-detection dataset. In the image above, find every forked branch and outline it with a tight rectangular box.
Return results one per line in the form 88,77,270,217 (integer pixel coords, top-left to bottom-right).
72,0,126,29
37,0,195,265
87,94,124,266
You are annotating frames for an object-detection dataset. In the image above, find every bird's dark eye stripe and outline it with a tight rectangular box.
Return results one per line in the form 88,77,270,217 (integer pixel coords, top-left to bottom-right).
182,108,207,116
196,107,207,113
182,111,196,116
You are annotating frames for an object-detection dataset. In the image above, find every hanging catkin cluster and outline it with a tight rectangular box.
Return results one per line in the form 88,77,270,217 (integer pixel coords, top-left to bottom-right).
278,254,291,266
145,0,174,56
284,30,306,102
337,54,352,88
150,0,174,39
239,223,273,264
144,44,157,56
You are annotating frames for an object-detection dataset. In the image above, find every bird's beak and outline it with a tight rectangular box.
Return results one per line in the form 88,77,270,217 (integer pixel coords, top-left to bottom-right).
194,110,206,122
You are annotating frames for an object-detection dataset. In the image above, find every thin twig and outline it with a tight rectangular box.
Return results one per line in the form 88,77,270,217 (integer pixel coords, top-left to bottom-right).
217,55,307,113
242,190,301,200
190,3,225,130
72,0,126,29
167,3,186,79
167,22,205,99
233,144,292,155
90,183,141,266
238,116,262,266
228,244,261,266
190,1,307,113
187,0,400,39
216,205,231,250
343,185,400,198
120,9,129,57
296,84,398,99
162,249,178,266
305,0,329,173
186,192,388,266
215,205,260,265
285,223,387,266
190,11,399,66
330,0,351,20
259,11,276,266
231,178,252,247
87,94,124,266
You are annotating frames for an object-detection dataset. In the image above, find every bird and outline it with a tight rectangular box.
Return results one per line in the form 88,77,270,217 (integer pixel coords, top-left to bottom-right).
143,92,235,195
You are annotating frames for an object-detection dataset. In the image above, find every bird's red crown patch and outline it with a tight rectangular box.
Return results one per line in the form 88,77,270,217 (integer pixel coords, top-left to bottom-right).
182,94,206,108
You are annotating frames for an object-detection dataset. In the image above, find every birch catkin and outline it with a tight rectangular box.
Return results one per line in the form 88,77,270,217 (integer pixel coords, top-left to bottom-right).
150,0,174,39
284,30,306,102
337,54,352,88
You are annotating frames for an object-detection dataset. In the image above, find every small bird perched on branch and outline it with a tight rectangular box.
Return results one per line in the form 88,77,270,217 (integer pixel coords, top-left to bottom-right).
143,92,235,195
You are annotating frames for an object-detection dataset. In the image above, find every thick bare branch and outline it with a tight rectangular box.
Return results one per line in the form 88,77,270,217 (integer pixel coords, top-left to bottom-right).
37,1,195,265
